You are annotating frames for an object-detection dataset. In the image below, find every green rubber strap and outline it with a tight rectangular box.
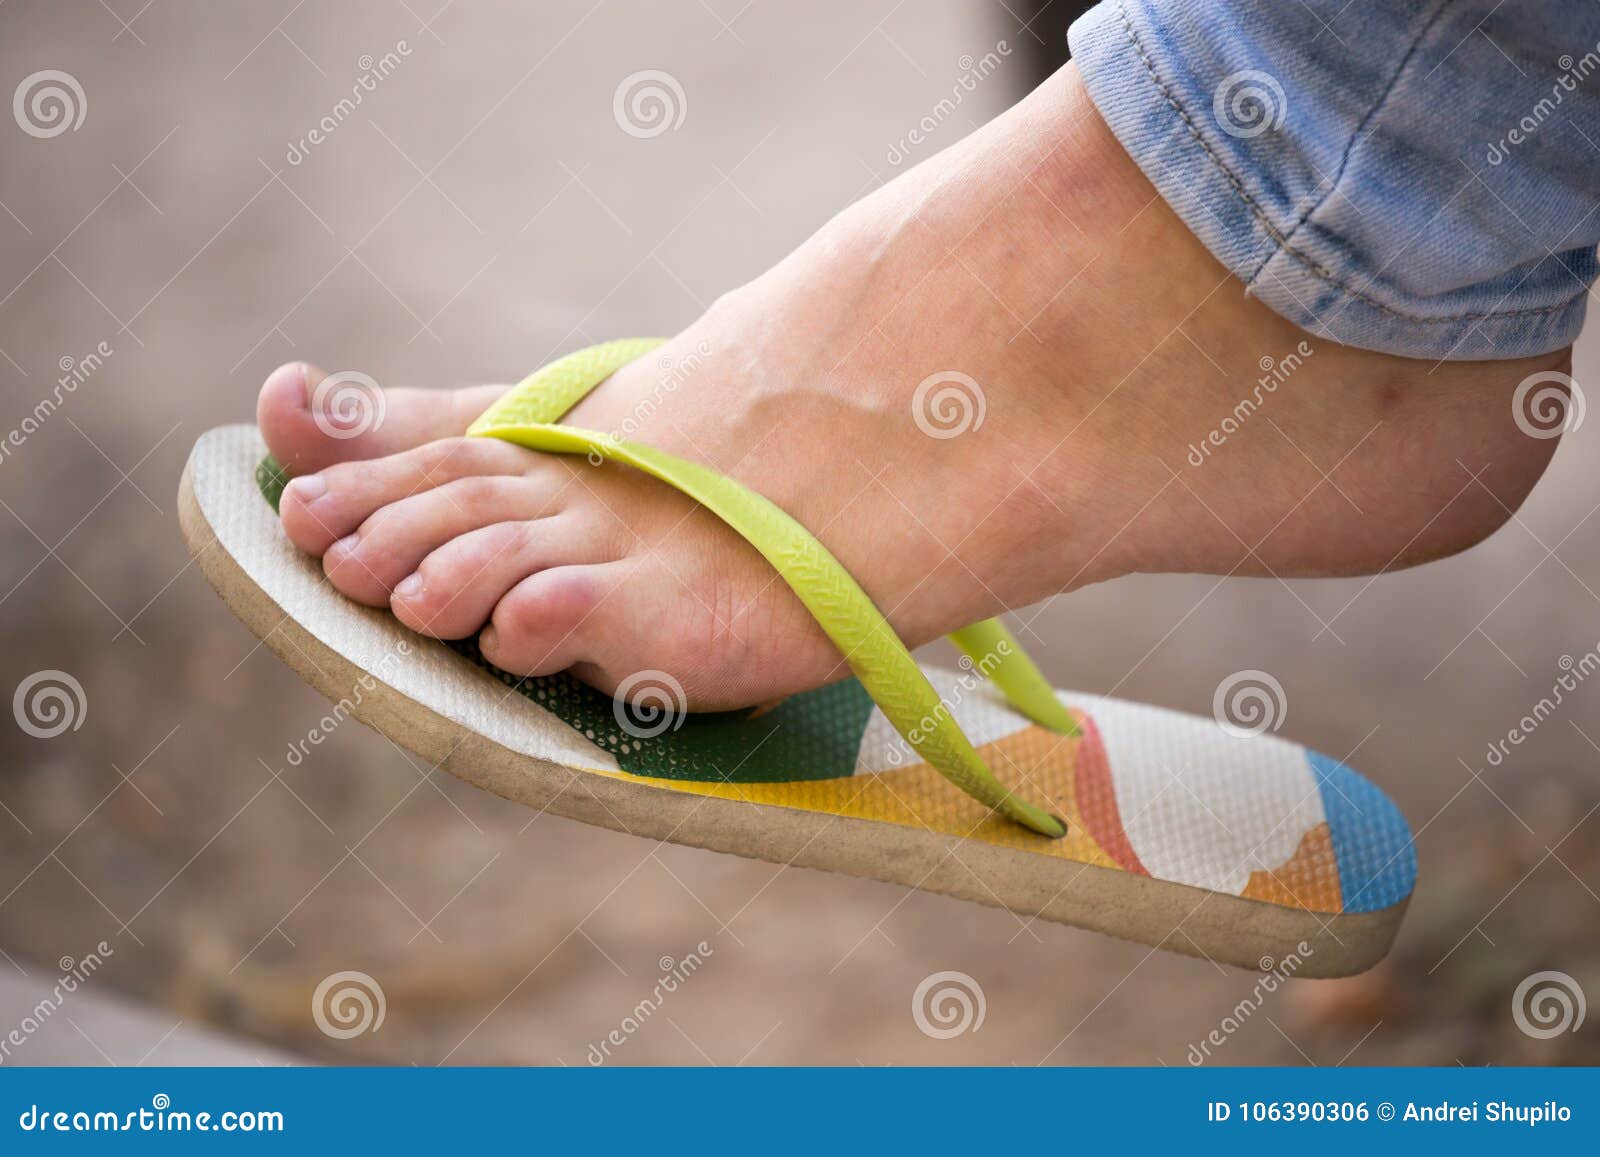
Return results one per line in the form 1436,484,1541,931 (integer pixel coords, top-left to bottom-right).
469,339,1070,838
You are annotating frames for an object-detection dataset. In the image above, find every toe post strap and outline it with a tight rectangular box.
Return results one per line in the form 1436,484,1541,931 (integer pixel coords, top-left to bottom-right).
469,340,1071,838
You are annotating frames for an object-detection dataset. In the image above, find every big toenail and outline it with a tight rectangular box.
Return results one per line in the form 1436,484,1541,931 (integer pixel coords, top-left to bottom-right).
394,573,423,599
284,475,327,505
329,533,359,556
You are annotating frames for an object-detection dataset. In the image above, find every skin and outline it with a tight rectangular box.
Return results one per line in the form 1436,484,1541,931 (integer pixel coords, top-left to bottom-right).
259,64,1569,711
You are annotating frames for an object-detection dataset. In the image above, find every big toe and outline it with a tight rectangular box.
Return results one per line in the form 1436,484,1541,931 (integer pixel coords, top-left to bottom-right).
257,360,509,474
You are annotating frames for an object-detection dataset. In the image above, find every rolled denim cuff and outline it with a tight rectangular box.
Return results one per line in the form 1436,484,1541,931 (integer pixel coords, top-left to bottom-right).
1069,1,1593,361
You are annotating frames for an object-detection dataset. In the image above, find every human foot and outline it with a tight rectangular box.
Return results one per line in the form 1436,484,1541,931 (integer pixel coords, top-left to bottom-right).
259,63,1568,710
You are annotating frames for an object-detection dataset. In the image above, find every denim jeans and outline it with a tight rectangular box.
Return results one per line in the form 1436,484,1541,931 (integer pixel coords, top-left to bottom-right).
1069,1,1600,360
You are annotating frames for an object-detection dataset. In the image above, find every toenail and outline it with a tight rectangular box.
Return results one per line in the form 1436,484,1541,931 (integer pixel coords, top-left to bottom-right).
394,573,423,599
480,625,498,651
329,533,359,557
284,474,327,505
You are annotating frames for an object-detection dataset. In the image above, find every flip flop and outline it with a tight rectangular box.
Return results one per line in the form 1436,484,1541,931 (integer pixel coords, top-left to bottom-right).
179,339,1416,976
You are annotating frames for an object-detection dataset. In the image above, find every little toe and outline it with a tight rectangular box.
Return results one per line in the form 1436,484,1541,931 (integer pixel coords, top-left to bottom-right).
479,564,619,677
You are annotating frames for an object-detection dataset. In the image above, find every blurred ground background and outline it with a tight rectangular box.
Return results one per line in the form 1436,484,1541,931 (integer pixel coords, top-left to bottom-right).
0,0,1596,1065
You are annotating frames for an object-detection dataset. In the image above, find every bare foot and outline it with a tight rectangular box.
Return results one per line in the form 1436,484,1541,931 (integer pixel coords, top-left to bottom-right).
258,64,1567,710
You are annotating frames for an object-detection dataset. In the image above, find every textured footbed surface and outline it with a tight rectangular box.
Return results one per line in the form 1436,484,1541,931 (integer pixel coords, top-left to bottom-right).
197,425,1415,921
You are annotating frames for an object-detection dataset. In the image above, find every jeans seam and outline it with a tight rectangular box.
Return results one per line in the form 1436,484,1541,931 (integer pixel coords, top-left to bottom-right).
1265,0,1456,279
1113,1,1587,326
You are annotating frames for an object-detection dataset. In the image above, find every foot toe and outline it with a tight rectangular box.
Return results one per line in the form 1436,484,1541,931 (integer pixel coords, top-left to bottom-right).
257,361,509,475
320,474,573,606
279,436,538,556
390,515,588,640
479,565,615,677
